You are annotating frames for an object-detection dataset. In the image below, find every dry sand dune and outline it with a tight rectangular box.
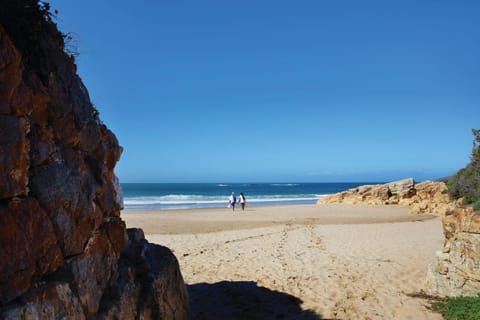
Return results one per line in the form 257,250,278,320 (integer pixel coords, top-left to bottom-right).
123,204,444,320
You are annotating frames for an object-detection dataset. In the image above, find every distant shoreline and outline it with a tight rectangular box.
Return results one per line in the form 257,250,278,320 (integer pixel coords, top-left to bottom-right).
121,182,376,211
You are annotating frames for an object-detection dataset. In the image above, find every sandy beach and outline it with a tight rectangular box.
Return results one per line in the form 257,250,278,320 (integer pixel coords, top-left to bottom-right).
122,204,444,320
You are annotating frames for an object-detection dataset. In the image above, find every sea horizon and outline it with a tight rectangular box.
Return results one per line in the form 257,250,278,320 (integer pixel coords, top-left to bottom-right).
121,182,382,211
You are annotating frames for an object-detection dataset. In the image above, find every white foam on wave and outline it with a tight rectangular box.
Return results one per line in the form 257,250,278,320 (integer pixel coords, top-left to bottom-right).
124,195,226,205
124,194,324,206
270,183,300,186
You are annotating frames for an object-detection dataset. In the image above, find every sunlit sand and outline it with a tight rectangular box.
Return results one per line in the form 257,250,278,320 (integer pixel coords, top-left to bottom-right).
123,204,444,319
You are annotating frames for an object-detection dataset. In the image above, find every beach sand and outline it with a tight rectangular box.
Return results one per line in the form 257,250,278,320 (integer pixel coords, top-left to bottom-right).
122,204,444,320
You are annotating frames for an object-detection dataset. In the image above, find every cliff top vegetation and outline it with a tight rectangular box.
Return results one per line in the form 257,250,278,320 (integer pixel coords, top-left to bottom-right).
448,129,480,209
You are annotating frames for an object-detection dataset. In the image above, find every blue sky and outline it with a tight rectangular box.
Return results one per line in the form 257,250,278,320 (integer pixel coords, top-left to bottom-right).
49,0,479,183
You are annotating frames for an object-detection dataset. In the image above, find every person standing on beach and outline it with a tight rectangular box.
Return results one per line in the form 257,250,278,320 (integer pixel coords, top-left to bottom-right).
229,192,236,211
238,192,246,211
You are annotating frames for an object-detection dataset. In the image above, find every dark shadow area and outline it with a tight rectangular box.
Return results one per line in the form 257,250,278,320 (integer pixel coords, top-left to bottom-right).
188,281,333,320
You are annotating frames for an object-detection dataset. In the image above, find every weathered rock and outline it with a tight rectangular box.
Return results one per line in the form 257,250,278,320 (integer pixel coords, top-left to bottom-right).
1,283,86,320
386,178,415,195
98,229,190,319
426,207,480,296
0,198,63,304
0,5,189,318
0,23,22,115
0,115,30,198
405,181,455,215
67,218,126,317
318,178,456,215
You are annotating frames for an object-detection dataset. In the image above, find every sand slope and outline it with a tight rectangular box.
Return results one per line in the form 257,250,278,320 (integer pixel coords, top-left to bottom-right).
123,204,444,319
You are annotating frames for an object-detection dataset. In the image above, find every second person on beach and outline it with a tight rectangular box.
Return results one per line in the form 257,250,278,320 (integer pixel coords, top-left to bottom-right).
238,192,246,211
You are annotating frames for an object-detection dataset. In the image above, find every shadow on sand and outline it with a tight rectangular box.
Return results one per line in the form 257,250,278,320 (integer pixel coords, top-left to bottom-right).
188,281,332,320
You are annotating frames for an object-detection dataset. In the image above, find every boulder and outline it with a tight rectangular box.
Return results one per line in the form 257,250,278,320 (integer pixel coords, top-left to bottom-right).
386,177,415,195
318,178,455,215
1,283,86,320
97,229,190,319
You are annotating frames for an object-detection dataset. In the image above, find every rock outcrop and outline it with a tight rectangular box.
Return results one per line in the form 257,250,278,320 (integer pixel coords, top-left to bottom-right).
318,178,456,215
425,206,480,296
0,3,189,319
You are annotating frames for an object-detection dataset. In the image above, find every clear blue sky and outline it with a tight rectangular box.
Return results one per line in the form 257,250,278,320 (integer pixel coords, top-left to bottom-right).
49,0,479,183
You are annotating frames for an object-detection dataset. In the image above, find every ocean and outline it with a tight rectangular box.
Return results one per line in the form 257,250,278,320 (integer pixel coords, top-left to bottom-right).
121,182,378,211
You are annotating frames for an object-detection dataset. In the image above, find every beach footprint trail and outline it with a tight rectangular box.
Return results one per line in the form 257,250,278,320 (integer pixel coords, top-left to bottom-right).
132,205,444,320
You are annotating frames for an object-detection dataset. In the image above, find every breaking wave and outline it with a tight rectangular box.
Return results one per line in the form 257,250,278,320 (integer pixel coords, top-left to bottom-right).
123,194,327,210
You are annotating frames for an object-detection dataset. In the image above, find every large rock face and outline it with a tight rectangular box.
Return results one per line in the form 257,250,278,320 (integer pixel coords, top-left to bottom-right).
318,178,456,215
425,207,480,296
0,4,189,319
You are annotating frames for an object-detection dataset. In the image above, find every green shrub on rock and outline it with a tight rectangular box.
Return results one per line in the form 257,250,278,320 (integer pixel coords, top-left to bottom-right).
473,199,480,211
448,129,480,205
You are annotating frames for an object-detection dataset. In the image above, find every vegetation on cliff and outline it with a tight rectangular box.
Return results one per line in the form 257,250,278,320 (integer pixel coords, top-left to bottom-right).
0,0,79,82
0,1,61,71
448,129,480,206
426,130,480,319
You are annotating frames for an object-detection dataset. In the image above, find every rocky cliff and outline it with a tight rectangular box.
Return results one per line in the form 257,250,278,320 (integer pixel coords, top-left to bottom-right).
317,178,456,215
0,2,189,318
425,206,480,296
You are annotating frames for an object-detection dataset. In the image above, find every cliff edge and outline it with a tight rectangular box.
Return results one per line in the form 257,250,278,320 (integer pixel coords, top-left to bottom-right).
0,2,189,318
